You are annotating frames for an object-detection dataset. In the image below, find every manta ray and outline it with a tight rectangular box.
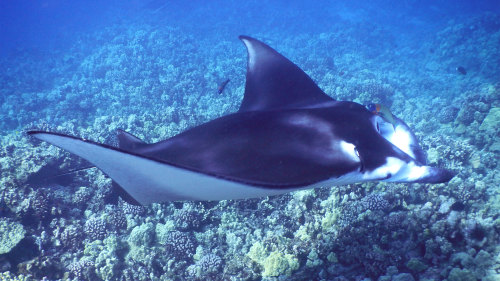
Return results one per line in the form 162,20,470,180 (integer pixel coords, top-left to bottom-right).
28,36,454,205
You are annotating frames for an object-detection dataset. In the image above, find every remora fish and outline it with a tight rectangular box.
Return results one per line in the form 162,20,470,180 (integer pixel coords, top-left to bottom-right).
28,36,454,205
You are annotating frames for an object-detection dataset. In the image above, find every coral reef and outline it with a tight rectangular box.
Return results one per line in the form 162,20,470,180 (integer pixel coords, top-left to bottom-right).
438,105,460,124
0,7,499,281
68,259,96,280
84,217,108,241
164,231,197,260
0,219,25,255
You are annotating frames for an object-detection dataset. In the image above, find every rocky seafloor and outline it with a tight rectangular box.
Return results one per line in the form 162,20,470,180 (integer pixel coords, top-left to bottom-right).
0,12,499,281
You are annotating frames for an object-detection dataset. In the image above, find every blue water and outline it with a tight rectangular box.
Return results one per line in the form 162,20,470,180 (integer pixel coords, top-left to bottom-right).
0,1,499,280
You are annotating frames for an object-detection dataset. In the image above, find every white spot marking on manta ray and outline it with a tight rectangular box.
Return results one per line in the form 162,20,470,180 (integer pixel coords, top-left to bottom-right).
390,126,413,157
339,141,358,162
362,157,405,181
385,161,429,182
405,163,429,181
287,114,332,135
286,114,361,164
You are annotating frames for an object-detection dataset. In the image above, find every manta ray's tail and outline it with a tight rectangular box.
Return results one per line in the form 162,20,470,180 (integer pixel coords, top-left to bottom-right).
25,158,94,188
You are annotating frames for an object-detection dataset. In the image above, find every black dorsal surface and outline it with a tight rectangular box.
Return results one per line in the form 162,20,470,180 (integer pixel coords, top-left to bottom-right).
117,129,147,151
238,36,334,112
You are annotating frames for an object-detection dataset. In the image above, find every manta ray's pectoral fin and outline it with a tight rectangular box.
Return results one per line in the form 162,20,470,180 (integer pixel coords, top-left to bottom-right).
111,181,142,206
116,129,147,151
27,131,295,205
238,36,334,112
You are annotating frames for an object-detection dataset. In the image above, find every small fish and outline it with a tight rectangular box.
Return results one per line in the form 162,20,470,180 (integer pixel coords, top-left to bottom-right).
367,103,397,129
456,66,467,75
217,79,230,94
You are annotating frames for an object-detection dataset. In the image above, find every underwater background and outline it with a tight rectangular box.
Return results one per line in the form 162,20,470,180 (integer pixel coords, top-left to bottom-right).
1,0,500,280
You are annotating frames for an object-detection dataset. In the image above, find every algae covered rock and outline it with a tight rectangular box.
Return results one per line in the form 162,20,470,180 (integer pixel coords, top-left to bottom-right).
128,222,155,247
262,251,299,277
127,222,155,263
247,241,299,277
448,267,476,281
392,273,415,281
479,107,500,152
0,219,26,254
479,107,500,134
306,249,323,268
406,258,428,272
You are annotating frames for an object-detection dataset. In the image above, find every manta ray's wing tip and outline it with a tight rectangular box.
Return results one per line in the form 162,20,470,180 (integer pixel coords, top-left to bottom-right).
429,167,456,183
27,130,40,135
